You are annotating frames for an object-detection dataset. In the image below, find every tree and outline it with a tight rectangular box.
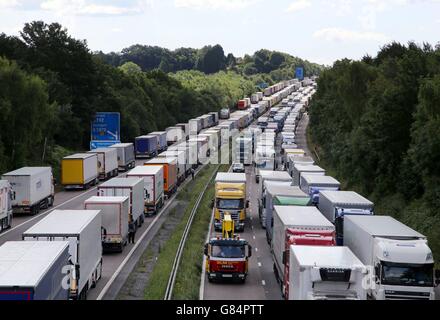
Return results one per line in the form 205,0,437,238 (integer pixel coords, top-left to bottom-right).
118,61,142,75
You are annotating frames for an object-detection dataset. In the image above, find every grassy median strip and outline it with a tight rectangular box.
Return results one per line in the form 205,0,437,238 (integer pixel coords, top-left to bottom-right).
143,164,220,300
172,164,230,300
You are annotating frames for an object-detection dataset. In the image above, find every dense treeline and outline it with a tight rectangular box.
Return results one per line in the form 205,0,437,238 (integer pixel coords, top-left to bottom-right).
309,42,440,261
0,21,229,175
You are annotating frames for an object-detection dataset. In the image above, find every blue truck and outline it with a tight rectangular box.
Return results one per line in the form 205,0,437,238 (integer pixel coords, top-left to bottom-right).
135,135,158,159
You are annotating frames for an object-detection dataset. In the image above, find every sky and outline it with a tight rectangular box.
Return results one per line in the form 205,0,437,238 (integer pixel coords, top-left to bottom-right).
0,0,439,65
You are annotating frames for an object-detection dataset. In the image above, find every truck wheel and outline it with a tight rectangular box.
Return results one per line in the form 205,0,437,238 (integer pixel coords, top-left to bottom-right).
48,196,54,207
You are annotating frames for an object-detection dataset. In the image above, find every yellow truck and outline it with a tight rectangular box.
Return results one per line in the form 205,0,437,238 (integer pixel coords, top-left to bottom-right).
61,153,99,190
214,173,248,232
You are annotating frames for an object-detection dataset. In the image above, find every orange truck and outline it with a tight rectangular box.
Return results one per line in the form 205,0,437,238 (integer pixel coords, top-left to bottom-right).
144,157,177,197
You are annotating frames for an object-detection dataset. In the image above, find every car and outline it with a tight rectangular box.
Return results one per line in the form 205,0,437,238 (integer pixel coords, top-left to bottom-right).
232,163,245,173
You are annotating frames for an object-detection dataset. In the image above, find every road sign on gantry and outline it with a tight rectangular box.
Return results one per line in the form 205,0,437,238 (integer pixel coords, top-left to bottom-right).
295,67,304,81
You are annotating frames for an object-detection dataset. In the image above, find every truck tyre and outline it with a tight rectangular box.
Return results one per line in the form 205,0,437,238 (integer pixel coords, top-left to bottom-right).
48,196,54,207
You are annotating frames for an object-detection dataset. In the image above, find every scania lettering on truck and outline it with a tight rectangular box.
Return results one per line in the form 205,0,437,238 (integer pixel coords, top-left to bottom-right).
318,190,374,245
0,180,13,232
271,206,335,289
214,173,248,232
126,166,164,215
344,215,436,300
135,135,158,159
84,196,129,253
98,178,145,228
289,246,367,300
87,148,119,180
300,174,341,205
2,167,55,215
109,143,136,172
0,241,70,300
61,153,98,190
22,210,102,300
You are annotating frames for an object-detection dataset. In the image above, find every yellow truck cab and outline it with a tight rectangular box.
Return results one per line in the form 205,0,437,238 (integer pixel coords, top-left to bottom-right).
214,173,248,232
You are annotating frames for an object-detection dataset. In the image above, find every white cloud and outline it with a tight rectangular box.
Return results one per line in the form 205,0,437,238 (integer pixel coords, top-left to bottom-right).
286,0,311,13
174,0,259,10
0,0,20,8
313,27,388,42
40,0,151,16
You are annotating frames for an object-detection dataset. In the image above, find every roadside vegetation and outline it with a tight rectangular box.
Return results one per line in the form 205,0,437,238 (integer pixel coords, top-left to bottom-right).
308,41,440,263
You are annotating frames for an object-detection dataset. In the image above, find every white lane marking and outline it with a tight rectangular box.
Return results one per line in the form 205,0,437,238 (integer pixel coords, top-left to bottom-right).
258,262,262,267
253,235,256,240
255,247,258,252
262,280,266,286
0,186,99,238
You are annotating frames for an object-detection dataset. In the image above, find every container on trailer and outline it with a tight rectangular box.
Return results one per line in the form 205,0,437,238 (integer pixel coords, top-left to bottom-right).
2,167,55,215
149,132,168,152
292,164,325,186
144,157,178,196
109,143,136,172
165,127,185,145
287,155,314,174
300,174,341,205
61,154,98,190
189,118,202,135
135,135,158,158
176,123,189,139
87,148,118,180
0,241,70,300
84,196,129,253
98,178,144,227
22,210,102,300
199,115,211,129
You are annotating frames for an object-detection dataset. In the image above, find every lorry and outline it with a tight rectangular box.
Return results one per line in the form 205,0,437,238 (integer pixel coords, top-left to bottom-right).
214,173,248,232
344,215,437,300
234,136,253,165
144,157,178,196
263,183,311,243
286,155,314,175
165,127,185,145
0,180,13,232
157,150,188,181
149,131,168,152
272,205,336,289
126,165,164,215
22,209,102,300
189,118,203,135
87,148,119,180
135,135,158,159
209,112,219,126
61,153,98,190
2,167,55,215
98,178,145,228
254,146,276,180
168,141,198,169
84,196,129,253
292,164,325,186
204,214,252,283
288,246,367,300
318,190,374,245
0,241,70,300
109,143,136,172
175,123,189,140
300,174,341,205
219,108,230,119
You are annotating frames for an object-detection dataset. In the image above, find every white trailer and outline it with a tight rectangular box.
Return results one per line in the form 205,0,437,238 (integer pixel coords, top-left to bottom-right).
0,180,13,232
88,148,119,180
289,246,367,300
157,150,188,181
300,174,341,205
292,164,325,186
175,123,189,140
344,215,436,300
126,166,164,215
189,118,202,135
0,241,70,300
2,167,54,216
98,178,145,228
166,126,185,145
84,196,129,253
109,143,136,172
22,210,102,300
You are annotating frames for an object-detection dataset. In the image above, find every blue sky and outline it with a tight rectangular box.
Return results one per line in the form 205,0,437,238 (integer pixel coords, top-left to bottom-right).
0,0,439,65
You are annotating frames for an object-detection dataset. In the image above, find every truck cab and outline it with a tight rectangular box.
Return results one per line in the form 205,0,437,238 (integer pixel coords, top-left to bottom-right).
0,180,14,232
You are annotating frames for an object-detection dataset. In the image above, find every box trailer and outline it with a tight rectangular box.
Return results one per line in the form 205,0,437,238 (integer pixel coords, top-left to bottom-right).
175,123,189,140
289,246,367,300
286,155,314,175
157,151,187,183
109,143,136,172
144,157,178,196
0,180,13,232
149,132,168,152
135,135,158,159
165,127,185,145
318,190,374,245
61,153,98,190
300,174,341,205
84,196,129,253
2,167,55,216
126,166,164,215
87,148,118,180
209,112,219,126
272,206,335,285
344,215,436,300
189,118,202,135
98,178,145,227
22,210,102,300
169,141,198,169
292,164,325,186
0,241,70,300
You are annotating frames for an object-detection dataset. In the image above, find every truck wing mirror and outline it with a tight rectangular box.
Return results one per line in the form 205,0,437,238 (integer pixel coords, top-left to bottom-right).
204,243,209,256
247,245,252,258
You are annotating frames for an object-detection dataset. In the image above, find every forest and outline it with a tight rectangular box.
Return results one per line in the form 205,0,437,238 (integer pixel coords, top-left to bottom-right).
309,42,440,262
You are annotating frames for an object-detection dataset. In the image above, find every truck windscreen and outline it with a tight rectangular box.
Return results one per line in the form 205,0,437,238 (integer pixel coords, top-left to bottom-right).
217,199,244,210
381,262,434,287
212,245,245,258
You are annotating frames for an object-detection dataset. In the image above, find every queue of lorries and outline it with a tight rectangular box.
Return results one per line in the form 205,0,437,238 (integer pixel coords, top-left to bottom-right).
0,79,295,300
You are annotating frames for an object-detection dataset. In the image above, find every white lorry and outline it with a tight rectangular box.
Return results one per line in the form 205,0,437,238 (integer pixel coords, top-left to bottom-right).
109,143,136,172
0,180,13,232
344,215,437,300
2,167,54,216
300,174,341,205
88,148,119,180
289,246,367,300
292,164,325,186
84,196,129,253
22,209,103,300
